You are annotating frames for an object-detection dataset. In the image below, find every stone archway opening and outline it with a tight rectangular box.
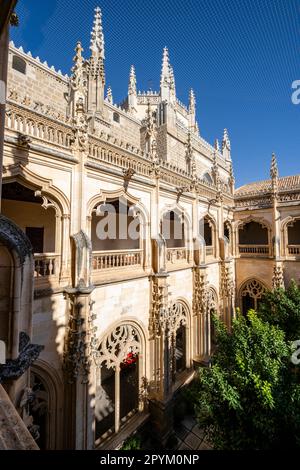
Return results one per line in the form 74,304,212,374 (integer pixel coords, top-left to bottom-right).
1,181,59,279
94,324,143,444
240,279,267,315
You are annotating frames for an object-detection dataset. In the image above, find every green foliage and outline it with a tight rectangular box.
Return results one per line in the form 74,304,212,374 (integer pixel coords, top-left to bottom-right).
190,310,300,449
120,436,142,450
257,280,300,341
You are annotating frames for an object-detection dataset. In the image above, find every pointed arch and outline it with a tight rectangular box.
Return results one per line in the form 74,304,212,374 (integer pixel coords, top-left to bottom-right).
238,277,268,314
3,163,70,216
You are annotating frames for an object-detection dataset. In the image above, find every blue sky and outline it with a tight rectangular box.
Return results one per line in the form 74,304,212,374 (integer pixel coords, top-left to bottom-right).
11,0,300,187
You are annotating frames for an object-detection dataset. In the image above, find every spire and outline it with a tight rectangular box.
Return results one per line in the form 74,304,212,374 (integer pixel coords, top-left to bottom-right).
222,128,231,161
214,139,220,152
228,161,235,194
129,65,137,96
128,65,137,114
161,47,171,88
270,153,279,195
90,6,105,59
71,42,85,92
106,86,113,104
188,88,196,132
270,152,279,180
160,47,172,101
169,65,176,103
69,42,86,118
189,89,196,114
87,7,105,115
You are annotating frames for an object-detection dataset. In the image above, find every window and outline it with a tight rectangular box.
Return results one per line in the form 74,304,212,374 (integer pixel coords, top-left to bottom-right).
26,227,44,253
113,112,120,123
12,55,26,75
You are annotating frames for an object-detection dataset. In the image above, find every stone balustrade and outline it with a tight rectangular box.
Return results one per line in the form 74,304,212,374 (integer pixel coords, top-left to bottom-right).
92,249,143,270
239,245,270,256
288,245,300,255
34,253,59,277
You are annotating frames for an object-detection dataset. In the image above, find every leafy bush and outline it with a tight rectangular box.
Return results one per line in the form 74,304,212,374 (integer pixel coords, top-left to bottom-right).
120,436,142,450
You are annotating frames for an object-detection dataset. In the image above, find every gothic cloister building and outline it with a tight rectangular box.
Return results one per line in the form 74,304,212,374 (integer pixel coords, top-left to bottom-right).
0,7,299,449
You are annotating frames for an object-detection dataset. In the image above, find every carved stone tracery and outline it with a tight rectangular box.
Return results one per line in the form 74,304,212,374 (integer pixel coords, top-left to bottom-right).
96,324,141,370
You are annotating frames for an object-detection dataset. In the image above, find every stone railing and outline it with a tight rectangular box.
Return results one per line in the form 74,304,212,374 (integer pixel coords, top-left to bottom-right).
34,253,59,277
205,246,214,257
288,245,300,255
5,103,73,149
167,247,188,264
239,245,270,256
92,249,143,270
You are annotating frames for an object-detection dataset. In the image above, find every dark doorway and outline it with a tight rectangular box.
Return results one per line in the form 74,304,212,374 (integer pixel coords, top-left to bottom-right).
175,325,186,373
26,227,44,253
95,365,115,440
120,357,139,421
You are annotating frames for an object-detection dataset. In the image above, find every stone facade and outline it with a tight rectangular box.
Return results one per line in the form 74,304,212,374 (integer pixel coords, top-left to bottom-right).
0,6,299,450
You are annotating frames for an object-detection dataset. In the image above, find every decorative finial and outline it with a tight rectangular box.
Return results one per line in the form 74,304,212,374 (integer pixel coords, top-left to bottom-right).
270,152,279,180
189,88,196,113
106,86,113,104
222,128,231,151
160,46,171,88
90,6,105,59
71,41,85,91
214,138,220,152
129,65,137,95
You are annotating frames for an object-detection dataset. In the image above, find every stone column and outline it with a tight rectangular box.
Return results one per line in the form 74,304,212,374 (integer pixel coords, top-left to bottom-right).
0,23,9,209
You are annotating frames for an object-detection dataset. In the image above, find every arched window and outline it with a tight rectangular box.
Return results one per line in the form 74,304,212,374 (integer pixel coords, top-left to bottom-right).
162,210,185,249
287,219,300,256
113,112,120,123
91,196,143,271
1,182,58,278
207,288,218,353
0,245,13,351
95,324,142,444
171,302,189,380
12,55,27,74
240,279,267,314
29,372,49,450
201,216,216,258
202,172,213,184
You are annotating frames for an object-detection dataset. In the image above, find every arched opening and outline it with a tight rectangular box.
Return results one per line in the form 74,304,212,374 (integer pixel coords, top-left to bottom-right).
238,220,269,256
1,182,59,280
113,112,120,123
201,216,215,257
91,197,143,271
0,245,13,352
171,302,189,380
207,289,218,354
240,279,267,315
29,372,49,450
202,172,213,185
162,210,184,248
95,324,143,444
162,210,188,265
175,325,186,373
12,55,27,74
287,219,300,256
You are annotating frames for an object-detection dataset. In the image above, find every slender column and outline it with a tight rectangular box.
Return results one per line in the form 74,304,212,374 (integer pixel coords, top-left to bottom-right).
115,365,120,433
0,25,9,209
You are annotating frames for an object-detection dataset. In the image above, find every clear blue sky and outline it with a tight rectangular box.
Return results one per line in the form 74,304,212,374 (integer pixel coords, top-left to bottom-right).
11,0,300,187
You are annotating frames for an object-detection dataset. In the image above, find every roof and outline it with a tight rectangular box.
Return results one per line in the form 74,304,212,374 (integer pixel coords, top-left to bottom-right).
235,174,300,197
